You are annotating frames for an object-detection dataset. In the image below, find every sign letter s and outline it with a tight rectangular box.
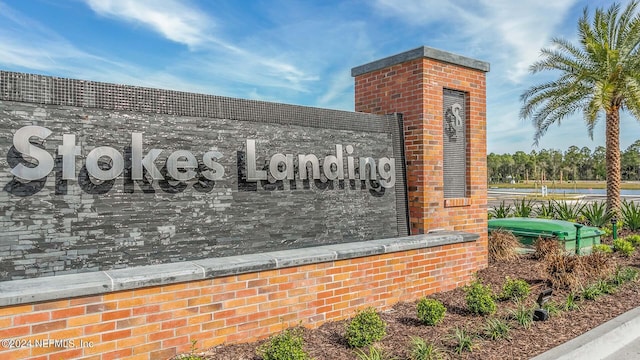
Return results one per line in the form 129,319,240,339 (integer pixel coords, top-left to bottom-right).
11,126,54,181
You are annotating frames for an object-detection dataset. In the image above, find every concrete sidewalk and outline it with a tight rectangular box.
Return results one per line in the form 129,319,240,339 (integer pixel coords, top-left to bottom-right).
531,306,640,360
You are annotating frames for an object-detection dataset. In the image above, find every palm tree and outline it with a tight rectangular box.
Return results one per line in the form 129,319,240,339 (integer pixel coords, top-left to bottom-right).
520,0,640,215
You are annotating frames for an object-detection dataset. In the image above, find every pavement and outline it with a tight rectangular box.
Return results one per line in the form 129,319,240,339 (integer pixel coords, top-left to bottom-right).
531,306,640,360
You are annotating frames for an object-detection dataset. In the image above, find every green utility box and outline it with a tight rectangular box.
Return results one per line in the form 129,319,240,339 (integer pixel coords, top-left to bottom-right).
488,217,603,253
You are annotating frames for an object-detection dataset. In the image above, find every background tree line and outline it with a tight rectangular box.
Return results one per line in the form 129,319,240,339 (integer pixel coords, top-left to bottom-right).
488,140,640,183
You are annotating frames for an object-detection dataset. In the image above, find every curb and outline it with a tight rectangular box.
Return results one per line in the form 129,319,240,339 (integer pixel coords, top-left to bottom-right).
531,306,640,360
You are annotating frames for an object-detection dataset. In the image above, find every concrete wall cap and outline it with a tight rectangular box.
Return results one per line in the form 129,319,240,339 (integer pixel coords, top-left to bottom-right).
0,231,478,307
351,46,490,76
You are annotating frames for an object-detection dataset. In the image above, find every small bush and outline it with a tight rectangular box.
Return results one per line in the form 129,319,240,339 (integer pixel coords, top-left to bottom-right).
512,198,534,217
409,337,444,360
624,234,640,247
537,200,556,219
510,301,533,329
580,201,612,227
482,318,510,340
416,298,446,326
534,237,561,260
621,200,640,231
500,278,530,301
613,238,635,257
488,229,520,263
581,252,615,282
257,328,310,360
450,327,474,354
489,201,513,218
553,200,585,222
464,280,496,316
345,307,387,348
592,244,613,254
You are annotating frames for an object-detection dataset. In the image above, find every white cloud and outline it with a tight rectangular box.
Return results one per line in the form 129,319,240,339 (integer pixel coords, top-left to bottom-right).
84,0,212,48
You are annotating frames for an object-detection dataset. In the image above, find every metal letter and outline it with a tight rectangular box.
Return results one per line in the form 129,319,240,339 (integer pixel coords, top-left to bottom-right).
346,145,355,179
202,151,225,180
246,139,267,181
166,150,198,181
323,144,344,180
86,147,124,180
10,125,54,181
58,134,81,180
269,153,288,181
378,157,396,188
131,133,163,180
298,154,320,180
359,157,377,180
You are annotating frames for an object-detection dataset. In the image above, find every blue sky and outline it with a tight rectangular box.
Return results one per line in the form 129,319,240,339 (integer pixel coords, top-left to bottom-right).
1,0,638,154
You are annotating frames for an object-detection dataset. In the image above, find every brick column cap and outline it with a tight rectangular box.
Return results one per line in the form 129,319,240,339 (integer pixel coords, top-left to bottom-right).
351,46,490,77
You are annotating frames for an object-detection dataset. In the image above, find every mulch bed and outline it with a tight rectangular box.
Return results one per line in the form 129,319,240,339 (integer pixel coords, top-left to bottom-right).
179,233,640,360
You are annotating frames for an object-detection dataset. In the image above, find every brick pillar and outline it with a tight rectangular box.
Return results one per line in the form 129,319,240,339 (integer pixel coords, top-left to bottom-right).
352,46,489,261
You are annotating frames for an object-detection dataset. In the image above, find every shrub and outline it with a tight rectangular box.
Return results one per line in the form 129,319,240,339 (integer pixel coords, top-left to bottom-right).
464,280,496,316
621,200,640,231
489,201,513,218
409,337,444,360
580,201,612,227
345,307,387,348
450,327,474,354
257,328,310,360
534,237,561,260
482,318,510,340
512,198,534,217
624,234,640,247
592,244,613,254
613,238,635,257
553,200,585,222
500,277,530,301
416,298,446,326
581,252,615,282
488,229,520,263
537,200,556,219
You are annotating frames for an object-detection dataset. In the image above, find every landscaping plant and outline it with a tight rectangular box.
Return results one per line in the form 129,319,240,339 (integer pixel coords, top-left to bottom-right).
257,328,311,360
416,298,446,326
482,318,510,340
510,301,533,329
536,200,556,219
489,201,513,218
464,280,496,316
488,229,520,263
450,327,474,354
512,198,535,217
499,277,530,301
553,200,585,222
580,201,613,227
345,307,387,348
592,244,613,254
409,337,444,360
624,234,640,247
534,237,561,260
621,200,640,231
613,238,635,257
355,346,397,360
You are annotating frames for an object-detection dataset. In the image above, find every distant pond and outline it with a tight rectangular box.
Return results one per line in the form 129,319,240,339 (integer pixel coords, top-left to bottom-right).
488,188,640,196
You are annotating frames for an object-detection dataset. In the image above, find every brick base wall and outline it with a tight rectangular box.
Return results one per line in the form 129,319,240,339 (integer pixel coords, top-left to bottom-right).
0,240,481,360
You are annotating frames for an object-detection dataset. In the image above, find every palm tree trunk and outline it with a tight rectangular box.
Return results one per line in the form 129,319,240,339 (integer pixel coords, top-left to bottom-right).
605,107,621,215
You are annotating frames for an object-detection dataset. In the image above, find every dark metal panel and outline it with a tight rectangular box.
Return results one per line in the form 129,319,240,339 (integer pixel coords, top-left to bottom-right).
443,89,467,198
